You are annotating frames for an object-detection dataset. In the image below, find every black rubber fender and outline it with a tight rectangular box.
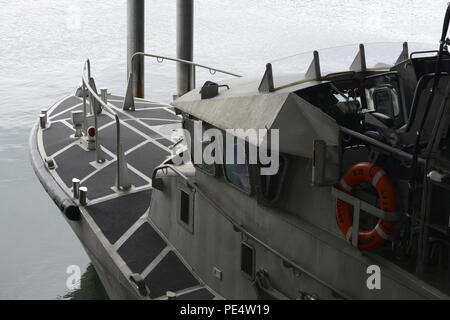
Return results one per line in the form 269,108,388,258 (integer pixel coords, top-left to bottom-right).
28,122,81,221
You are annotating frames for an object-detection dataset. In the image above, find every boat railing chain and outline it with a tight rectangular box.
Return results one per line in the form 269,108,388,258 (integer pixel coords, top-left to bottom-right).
81,59,131,191
122,52,242,110
151,164,350,300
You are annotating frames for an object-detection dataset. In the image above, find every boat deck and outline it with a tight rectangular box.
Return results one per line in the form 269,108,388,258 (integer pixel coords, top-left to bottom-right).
30,93,219,300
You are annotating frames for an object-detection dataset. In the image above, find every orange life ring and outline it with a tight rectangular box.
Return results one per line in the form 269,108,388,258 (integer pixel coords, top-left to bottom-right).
336,162,397,251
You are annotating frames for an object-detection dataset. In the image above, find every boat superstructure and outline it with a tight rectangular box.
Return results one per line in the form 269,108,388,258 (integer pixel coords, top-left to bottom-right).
29,5,450,300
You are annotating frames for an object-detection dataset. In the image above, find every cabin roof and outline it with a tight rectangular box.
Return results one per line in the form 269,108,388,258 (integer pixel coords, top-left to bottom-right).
173,75,339,157
173,74,325,129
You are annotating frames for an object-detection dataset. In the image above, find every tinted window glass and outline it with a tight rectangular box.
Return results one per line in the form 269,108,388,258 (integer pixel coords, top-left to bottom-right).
187,120,216,175
260,154,287,201
223,137,251,192
180,190,190,225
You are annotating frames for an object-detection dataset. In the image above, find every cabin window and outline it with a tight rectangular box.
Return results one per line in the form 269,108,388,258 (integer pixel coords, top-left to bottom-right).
223,136,251,193
180,190,190,225
177,182,194,233
197,135,217,175
260,154,288,202
187,120,216,176
363,72,406,128
241,242,255,280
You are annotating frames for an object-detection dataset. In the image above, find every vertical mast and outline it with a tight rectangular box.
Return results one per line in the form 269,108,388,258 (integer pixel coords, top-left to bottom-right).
127,0,145,98
176,0,194,97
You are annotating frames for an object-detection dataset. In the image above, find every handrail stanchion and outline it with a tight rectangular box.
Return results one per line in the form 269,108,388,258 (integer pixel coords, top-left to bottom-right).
82,59,130,190
123,72,135,111
82,81,88,135
114,114,131,190
93,98,105,163
191,64,196,89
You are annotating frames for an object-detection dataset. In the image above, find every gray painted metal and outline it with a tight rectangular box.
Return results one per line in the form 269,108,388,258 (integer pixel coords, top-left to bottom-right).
116,143,131,191
79,186,88,206
72,178,80,199
396,42,409,65
39,114,46,128
152,164,350,299
305,51,321,80
123,74,135,111
258,63,275,93
176,0,194,97
127,0,145,98
174,88,339,157
350,43,367,72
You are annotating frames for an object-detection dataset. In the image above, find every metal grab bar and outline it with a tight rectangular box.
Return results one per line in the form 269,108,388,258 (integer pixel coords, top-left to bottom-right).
129,52,243,78
123,52,242,110
339,126,426,164
81,59,131,190
151,164,350,300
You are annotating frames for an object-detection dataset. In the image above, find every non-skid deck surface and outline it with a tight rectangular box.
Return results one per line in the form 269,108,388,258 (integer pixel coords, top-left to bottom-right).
43,95,177,201
39,94,216,300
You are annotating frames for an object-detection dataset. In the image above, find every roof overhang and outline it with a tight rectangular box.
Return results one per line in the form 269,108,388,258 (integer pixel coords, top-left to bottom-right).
173,79,339,158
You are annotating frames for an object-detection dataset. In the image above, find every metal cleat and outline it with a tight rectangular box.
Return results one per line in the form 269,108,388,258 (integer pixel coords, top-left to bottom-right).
72,178,80,199
129,274,150,297
45,158,55,170
79,186,88,206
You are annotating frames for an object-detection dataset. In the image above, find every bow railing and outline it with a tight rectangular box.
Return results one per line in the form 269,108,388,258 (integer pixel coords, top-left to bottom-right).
81,59,131,190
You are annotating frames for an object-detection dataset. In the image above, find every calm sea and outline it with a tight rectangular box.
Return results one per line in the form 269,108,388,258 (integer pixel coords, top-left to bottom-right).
0,0,446,299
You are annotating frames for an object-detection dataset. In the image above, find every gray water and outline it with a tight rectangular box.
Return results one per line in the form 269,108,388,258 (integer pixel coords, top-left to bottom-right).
0,0,447,299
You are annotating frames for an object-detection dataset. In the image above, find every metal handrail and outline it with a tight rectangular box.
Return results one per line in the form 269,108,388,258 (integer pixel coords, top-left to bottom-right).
339,126,426,164
123,52,242,110
81,59,130,190
129,52,242,78
151,164,350,300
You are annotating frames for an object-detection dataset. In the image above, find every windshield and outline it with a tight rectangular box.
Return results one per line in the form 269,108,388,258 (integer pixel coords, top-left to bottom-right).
269,42,434,89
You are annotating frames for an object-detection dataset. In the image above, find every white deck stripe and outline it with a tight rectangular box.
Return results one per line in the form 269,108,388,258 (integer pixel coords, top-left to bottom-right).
139,247,171,279
112,214,148,249
49,102,84,120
